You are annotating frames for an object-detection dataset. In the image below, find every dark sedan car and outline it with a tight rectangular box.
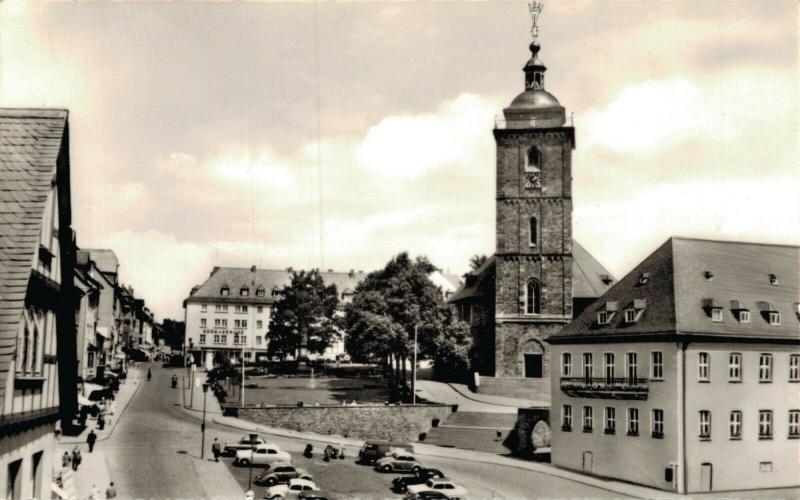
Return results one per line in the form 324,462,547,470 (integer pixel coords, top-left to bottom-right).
297,491,335,500
392,468,445,493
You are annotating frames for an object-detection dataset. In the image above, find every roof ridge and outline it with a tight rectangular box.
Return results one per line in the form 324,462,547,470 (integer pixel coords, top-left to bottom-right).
671,236,800,249
0,108,69,118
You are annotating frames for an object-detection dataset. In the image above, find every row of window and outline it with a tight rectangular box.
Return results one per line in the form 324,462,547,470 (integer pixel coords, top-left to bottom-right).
707,305,784,326
201,304,268,314
562,405,656,437
561,405,800,440
698,409,799,440
199,334,263,345
561,352,800,383
219,286,281,297
200,318,263,329
562,352,655,381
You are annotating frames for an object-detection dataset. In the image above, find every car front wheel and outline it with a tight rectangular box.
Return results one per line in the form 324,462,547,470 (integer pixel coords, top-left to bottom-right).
238,458,250,467
381,465,392,473
266,478,277,486
411,466,421,473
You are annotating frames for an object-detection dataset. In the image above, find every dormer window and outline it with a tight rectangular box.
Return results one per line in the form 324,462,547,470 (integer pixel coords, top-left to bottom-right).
220,286,229,296
256,287,265,297
738,310,750,323
769,274,778,286
769,312,781,326
596,301,617,325
240,287,249,296
711,308,723,323
637,273,650,286
271,287,281,297
704,271,714,281
624,309,637,324
703,299,723,323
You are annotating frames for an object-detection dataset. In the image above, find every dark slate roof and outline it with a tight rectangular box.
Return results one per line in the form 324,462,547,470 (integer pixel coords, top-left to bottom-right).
0,108,68,402
448,240,614,303
553,237,800,342
185,267,368,304
84,249,118,275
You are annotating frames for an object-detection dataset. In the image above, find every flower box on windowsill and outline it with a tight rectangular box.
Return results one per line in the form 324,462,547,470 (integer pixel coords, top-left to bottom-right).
651,431,664,439
699,434,711,441
626,430,639,437
582,426,593,433
604,428,615,435
14,375,46,390
561,425,572,432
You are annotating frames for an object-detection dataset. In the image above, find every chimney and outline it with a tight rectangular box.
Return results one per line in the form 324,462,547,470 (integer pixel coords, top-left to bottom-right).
210,266,220,277
349,269,354,278
251,265,257,273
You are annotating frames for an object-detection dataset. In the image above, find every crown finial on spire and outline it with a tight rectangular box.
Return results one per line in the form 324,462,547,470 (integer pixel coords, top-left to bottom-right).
529,1,544,43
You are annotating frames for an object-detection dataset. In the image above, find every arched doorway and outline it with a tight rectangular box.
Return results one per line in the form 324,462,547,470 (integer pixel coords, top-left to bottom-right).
521,339,545,378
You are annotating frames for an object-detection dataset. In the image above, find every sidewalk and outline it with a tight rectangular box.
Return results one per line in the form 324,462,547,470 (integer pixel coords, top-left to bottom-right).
447,382,547,408
55,367,142,499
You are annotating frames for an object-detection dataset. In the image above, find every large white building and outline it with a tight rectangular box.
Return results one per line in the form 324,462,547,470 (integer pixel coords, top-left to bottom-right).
184,266,366,369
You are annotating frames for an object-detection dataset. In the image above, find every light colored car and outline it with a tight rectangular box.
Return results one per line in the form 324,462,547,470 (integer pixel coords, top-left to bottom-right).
375,451,423,474
234,443,291,467
223,435,267,457
406,478,468,499
255,462,313,486
264,478,319,499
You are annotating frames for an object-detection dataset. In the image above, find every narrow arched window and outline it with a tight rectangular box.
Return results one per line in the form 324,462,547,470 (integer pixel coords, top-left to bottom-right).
529,217,538,246
526,146,541,172
526,279,541,315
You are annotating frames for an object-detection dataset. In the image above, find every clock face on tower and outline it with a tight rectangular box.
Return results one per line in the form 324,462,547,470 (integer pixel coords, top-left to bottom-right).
524,171,542,189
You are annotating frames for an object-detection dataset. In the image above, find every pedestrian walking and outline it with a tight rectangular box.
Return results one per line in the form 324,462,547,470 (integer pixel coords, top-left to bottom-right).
89,484,101,500
147,368,152,382
72,448,82,471
87,429,98,452
97,413,106,430
105,482,117,499
211,438,221,462
61,451,70,468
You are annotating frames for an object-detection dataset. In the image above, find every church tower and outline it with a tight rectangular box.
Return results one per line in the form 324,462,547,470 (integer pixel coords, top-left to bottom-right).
492,8,574,398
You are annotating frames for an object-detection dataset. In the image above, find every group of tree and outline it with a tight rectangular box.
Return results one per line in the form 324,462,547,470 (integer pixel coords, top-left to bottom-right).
265,253,474,390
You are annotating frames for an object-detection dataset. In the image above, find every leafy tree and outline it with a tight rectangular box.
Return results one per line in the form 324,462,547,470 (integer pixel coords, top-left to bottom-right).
344,252,473,392
267,270,340,360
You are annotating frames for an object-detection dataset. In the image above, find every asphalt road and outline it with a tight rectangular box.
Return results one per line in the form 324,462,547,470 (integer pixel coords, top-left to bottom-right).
103,365,633,499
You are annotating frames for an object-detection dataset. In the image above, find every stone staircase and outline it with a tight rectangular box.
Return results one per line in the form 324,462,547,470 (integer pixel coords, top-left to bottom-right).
421,411,518,455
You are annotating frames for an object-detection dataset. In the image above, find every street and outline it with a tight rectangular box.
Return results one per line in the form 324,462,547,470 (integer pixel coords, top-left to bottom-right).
100,364,636,499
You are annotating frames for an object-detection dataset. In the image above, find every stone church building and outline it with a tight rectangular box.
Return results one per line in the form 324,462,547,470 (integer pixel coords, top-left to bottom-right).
450,36,613,402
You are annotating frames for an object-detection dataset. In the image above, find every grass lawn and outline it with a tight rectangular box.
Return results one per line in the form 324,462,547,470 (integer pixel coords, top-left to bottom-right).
227,376,389,406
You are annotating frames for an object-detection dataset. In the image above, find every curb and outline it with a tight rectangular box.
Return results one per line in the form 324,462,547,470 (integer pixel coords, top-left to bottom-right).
59,369,144,445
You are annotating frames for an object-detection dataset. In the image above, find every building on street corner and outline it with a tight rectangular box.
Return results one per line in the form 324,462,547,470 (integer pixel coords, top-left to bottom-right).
184,266,366,368
549,237,800,494
0,108,78,500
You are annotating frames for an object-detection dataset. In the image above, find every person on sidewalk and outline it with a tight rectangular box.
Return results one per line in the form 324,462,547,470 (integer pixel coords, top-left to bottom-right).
72,448,82,470
89,484,101,500
147,368,152,382
87,429,98,452
211,438,221,462
105,482,117,499
61,451,70,469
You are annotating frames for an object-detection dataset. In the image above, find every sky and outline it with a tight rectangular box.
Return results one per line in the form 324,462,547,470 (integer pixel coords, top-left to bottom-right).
1,1,797,321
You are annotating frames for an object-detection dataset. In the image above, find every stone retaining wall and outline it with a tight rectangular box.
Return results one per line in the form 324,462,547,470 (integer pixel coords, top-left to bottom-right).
237,404,452,442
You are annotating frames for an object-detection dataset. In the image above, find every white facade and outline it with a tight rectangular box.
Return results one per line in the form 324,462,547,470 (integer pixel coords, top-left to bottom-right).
185,300,272,367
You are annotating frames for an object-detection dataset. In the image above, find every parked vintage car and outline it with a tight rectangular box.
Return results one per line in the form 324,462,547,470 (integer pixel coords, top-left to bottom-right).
297,491,334,500
392,468,445,493
375,451,423,473
357,440,412,465
264,478,318,499
234,444,291,467
223,435,267,457
403,492,449,500
406,478,468,500
255,462,313,486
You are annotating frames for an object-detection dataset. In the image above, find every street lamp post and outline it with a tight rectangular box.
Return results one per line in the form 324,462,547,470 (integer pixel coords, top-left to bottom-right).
200,383,209,459
412,325,418,405
247,432,258,491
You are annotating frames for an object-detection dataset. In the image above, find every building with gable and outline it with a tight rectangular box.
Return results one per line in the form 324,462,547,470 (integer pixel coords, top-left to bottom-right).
549,237,800,493
0,108,77,500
